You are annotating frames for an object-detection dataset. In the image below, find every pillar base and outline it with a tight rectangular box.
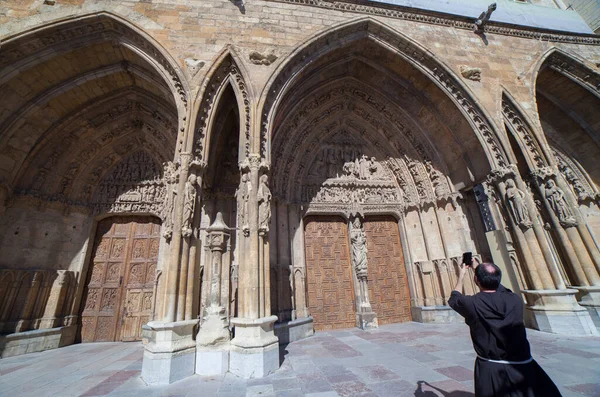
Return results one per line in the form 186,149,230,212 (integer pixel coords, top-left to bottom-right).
411,305,463,323
195,309,231,376
274,317,314,344
571,286,600,331
141,319,197,385
356,311,378,330
229,315,279,379
523,289,598,336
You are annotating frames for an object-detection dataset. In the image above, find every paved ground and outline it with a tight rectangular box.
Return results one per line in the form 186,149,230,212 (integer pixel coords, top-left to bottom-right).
1,322,600,397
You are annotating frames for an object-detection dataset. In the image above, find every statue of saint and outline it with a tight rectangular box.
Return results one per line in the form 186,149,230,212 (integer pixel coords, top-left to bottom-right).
258,174,272,232
505,179,531,227
350,218,368,278
181,174,197,237
236,173,251,234
545,179,575,225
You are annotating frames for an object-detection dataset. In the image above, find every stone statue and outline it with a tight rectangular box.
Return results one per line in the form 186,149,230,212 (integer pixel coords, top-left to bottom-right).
258,174,272,232
326,148,337,178
181,174,197,237
505,179,531,227
236,173,251,235
161,161,179,240
544,179,576,225
350,218,368,279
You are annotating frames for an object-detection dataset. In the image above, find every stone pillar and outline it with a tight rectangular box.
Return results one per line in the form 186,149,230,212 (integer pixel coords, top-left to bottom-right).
141,151,200,384
290,206,310,319
196,212,231,376
349,216,378,330
230,156,279,378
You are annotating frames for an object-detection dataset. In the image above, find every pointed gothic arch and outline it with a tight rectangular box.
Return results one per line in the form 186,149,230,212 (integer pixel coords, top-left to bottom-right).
258,17,509,173
192,48,254,165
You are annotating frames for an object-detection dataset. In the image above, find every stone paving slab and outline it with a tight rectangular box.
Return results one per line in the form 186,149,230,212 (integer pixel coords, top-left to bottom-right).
1,322,600,397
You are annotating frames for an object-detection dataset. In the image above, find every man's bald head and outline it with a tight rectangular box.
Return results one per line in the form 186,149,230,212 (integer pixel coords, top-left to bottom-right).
475,262,502,290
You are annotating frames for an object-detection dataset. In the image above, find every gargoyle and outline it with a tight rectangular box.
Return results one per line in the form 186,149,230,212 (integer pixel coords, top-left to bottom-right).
474,3,497,34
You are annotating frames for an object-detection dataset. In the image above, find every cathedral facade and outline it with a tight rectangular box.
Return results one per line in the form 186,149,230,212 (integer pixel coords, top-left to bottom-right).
1,0,600,383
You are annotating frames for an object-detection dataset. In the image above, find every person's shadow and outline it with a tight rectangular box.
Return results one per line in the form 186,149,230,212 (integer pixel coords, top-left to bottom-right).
415,380,475,397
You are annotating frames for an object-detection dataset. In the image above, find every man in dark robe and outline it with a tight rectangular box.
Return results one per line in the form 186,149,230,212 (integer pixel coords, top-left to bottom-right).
448,261,562,397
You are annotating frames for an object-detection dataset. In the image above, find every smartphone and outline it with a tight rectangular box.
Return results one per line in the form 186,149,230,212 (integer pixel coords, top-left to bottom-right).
462,252,473,266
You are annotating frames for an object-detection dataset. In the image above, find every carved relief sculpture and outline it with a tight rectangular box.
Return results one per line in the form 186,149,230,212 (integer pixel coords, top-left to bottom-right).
505,179,532,228
181,174,198,237
258,174,272,233
544,179,576,226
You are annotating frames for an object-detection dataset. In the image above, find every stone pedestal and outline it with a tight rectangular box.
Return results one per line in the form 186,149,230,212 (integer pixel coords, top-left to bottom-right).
571,286,600,331
523,289,598,336
229,315,279,379
141,319,198,385
195,306,231,376
274,317,314,344
356,311,378,330
411,305,463,323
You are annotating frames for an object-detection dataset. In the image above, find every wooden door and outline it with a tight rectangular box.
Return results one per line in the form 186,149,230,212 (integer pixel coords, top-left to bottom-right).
364,216,412,325
304,216,355,331
81,216,160,343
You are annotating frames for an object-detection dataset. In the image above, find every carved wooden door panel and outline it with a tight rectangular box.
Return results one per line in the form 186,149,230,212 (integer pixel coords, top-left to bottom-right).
81,216,160,343
120,219,160,341
364,216,412,325
304,216,355,331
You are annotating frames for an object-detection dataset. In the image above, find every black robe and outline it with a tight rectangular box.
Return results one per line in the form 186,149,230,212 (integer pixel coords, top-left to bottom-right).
449,286,562,397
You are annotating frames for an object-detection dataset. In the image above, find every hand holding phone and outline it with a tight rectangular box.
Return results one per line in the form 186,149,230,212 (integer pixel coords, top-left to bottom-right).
462,252,473,267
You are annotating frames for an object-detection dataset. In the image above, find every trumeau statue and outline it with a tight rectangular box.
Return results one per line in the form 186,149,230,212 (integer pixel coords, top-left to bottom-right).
350,218,368,279
258,174,272,232
544,179,576,225
181,174,197,237
505,179,532,227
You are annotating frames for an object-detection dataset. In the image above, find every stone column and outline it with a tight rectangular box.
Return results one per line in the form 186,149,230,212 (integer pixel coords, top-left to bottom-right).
196,212,231,375
349,216,378,329
290,206,310,319
230,155,279,379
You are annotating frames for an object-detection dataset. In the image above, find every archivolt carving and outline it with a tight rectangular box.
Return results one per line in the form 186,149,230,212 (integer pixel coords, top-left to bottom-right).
502,96,547,169
262,19,508,169
194,54,251,163
553,150,597,202
546,52,600,98
0,14,188,107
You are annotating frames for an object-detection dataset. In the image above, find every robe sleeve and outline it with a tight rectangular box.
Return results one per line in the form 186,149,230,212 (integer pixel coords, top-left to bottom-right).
448,290,472,320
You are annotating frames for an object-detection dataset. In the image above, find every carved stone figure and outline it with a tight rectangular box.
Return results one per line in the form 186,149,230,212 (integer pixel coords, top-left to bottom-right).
258,174,272,232
236,172,251,235
460,65,482,81
181,174,197,237
544,179,576,226
350,218,368,279
558,160,589,201
505,179,531,228
162,160,179,240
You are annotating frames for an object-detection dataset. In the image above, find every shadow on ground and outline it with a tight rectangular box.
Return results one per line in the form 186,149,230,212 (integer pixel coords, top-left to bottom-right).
415,380,474,397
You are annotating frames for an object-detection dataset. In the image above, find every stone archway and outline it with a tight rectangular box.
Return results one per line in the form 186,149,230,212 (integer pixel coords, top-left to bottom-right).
261,20,498,328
